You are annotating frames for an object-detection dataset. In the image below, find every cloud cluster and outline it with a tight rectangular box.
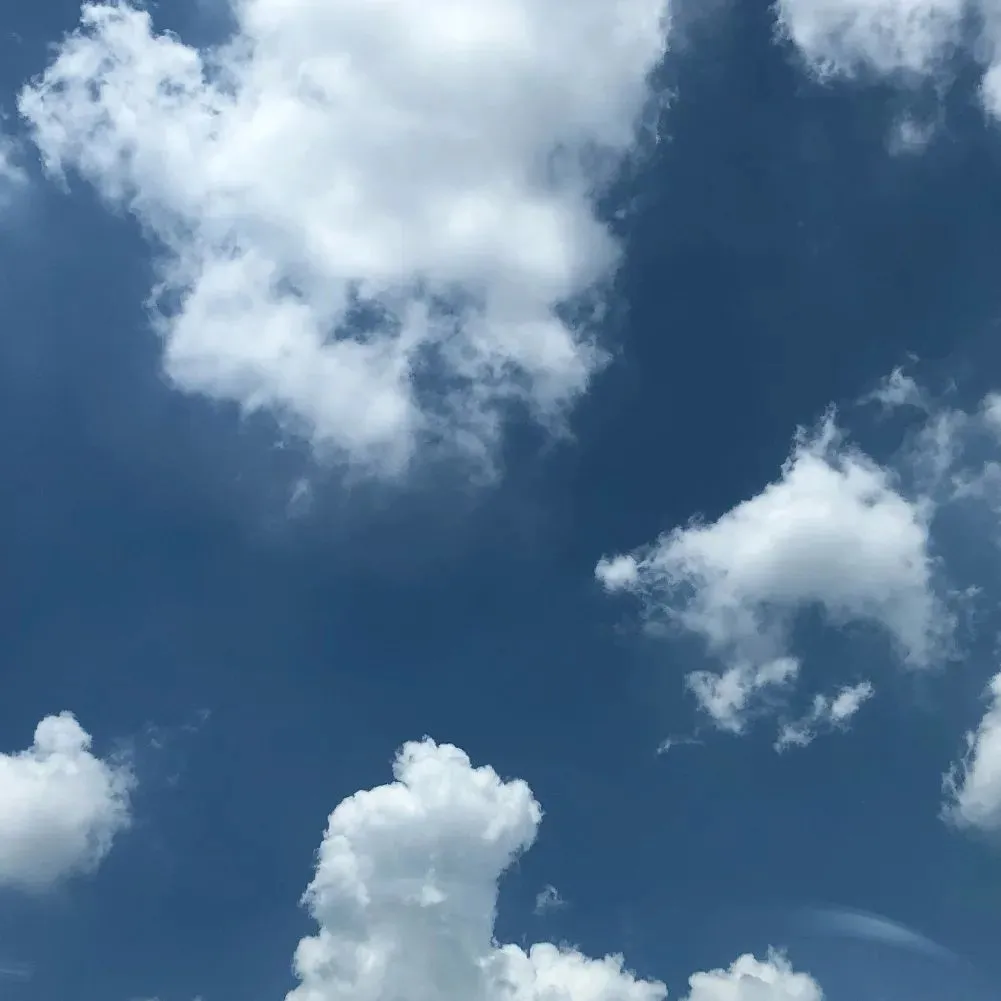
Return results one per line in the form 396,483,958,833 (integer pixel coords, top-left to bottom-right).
286,737,825,1001
0,712,133,891
774,0,1001,121
596,415,948,736
19,0,670,477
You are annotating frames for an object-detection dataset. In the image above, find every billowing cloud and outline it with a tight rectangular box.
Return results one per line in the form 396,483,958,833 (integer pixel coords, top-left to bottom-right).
683,952,823,1001
596,416,949,736
942,671,1001,834
286,737,824,1001
19,0,670,477
773,0,1001,122
0,712,134,891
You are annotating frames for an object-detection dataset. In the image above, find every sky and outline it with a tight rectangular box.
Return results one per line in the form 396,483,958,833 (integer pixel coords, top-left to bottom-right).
4,0,1001,999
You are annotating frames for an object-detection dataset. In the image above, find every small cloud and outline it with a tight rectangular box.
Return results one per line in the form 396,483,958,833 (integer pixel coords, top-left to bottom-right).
861,366,928,413
775,681,875,752
533,884,567,916
0,712,134,892
888,115,938,155
0,960,31,982
656,733,704,755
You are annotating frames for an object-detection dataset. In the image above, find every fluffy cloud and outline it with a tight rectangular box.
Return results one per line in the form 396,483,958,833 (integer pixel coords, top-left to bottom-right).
773,0,1001,122
773,0,966,78
0,712,134,891
596,416,948,736
683,952,823,1001
942,671,1001,834
19,0,669,477
286,737,824,1001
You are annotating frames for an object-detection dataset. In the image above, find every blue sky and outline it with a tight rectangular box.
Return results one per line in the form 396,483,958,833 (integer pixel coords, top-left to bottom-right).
3,1,1001,1000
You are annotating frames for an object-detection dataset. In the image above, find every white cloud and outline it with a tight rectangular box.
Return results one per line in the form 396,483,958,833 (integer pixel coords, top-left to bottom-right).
286,737,824,1001
596,415,949,735
907,390,1001,502
775,680,875,751
686,658,800,735
682,952,823,1001
533,884,566,915
863,367,928,412
942,670,1001,833
19,0,670,478
773,0,1001,123
0,712,134,891
774,0,966,78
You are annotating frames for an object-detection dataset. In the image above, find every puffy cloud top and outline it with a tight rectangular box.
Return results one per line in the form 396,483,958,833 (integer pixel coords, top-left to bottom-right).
285,738,824,1001
0,712,133,891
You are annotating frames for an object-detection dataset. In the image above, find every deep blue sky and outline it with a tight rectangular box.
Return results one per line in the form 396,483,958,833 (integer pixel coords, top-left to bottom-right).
2,1,1001,1000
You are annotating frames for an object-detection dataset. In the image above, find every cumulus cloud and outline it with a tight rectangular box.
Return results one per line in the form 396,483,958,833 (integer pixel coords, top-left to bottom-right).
775,680,875,751
285,737,823,1001
942,670,1001,833
683,952,823,1001
0,712,134,891
596,415,948,736
19,0,670,477
774,0,1001,123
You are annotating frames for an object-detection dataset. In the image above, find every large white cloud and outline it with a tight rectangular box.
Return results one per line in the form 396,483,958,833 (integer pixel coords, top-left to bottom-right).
0,712,134,891
286,737,823,1001
773,0,1001,122
942,670,1001,834
596,416,949,736
18,0,670,477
